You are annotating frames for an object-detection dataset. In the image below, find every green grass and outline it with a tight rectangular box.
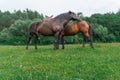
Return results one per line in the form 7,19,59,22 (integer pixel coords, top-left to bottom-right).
0,43,120,80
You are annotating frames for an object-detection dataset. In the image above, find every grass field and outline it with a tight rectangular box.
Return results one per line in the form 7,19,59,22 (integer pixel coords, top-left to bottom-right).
0,43,120,80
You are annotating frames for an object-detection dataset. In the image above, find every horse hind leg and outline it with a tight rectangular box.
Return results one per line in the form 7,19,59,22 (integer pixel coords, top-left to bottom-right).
34,34,39,50
85,33,94,48
54,32,60,50
60,34,64,49
83,32,94,48
82,33,88,47
26,33,33,50
82,36,86,47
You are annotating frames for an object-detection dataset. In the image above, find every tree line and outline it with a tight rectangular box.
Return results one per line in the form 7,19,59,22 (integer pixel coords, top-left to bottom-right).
0,9,120,45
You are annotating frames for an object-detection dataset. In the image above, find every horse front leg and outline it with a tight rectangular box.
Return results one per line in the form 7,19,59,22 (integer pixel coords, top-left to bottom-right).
54,32,60,50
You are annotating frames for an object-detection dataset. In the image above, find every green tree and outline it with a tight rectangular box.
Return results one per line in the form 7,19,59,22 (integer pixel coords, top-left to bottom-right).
0,28,12,43
9,19,32,45
91,23,113,42
116,9,120,16
85,13,120,42
77,12,84,19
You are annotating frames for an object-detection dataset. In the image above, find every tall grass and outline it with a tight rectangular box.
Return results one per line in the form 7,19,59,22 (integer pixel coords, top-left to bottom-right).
0,43,120,80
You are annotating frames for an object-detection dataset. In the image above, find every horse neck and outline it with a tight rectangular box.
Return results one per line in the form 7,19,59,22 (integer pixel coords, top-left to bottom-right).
53,13,71,25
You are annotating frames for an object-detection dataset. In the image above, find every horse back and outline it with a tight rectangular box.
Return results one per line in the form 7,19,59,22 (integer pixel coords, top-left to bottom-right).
37,21,54,36
63,22,79,36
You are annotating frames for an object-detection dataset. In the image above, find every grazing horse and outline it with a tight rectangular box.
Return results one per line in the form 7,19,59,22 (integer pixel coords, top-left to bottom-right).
60,20,94,49
37,11,80,50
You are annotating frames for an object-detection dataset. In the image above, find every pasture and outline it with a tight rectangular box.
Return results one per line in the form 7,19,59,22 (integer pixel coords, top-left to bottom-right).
0,43,120,80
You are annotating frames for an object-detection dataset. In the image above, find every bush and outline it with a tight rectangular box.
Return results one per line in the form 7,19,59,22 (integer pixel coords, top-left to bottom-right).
0,28,12,42
8,19,32,45
91,23,110,42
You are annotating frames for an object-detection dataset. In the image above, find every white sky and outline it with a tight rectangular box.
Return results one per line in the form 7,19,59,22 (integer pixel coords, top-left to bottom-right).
0,0,120,16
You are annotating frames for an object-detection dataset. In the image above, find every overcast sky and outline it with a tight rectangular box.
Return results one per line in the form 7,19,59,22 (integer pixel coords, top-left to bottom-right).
0,0,120,16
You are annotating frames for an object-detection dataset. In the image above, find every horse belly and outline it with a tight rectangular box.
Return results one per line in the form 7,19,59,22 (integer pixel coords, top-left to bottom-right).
64,26,79,36
64,31,78,36
39,28,53,36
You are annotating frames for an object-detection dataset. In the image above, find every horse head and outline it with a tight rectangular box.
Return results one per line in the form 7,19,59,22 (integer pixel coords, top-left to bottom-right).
67,11,81,21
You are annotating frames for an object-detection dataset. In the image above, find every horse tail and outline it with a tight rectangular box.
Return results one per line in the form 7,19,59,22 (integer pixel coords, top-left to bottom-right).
28,22,35,33
28,22,40,35
88,24,93,38
88,23,94,48
27,22,36,44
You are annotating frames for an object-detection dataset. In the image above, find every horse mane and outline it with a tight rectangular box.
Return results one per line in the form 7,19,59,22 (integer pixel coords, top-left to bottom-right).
42,17,52,22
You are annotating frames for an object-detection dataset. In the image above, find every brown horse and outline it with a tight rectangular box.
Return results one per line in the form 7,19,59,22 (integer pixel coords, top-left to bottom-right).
26,16,53,49
26,21,41,49
60,20,94,49
26,11,80,50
